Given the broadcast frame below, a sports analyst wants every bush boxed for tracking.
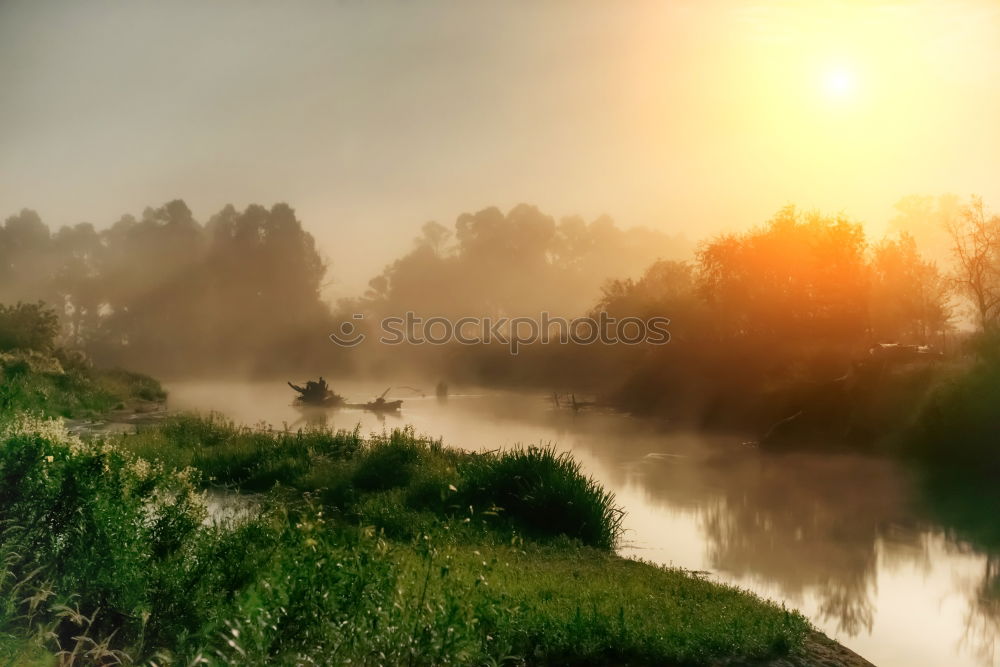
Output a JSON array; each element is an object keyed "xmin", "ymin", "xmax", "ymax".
[
  {"xmin": 0, "ymin": 415, "xmax": 406, "ymax": 663},
  {"xmin": 910, "ymin": 352, "xmax": 1000, "ymax": 469},
  {"xmin": 0, "ymin": 415, "xmax": 205, "ymax": 652},
  {"xmin": 126, "ymin": 417, "xmax": 624, "ymax": 550},
  {"xmin": 0, "ymin": 352, "xmax": 166, "ymax": 419},
  {"xmin": 0, "ymin": 302, "xmax": 59, "ymax": 353},
  {"xmin": 0, "ymin": 414, "xmax": 809, "ymax": 665},
  {"xmin": 458, "ymin": 446, "xmax": 624, "ymax": 550}
]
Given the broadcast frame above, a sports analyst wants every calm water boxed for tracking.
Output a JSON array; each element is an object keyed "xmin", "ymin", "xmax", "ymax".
[{"xmin": 167, "ymin": 380, "xmax": 1000, "ymax": 667}]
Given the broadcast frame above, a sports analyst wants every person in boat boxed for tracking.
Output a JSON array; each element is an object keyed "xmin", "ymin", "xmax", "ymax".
[{"xmin": 364, "ymin": 392, "xmax": 403, "ymax": 411}]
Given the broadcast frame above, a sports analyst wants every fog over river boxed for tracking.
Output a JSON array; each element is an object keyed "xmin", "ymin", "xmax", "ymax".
[{"xmin": 167, "ymin": 380, "xmax": 1000, "ymax": 667}]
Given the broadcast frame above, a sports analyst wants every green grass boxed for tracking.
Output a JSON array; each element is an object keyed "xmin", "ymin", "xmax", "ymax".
[
  {"xmin": 0, "ymin": 413, "xmax": 810, "ymax": 665},
  {"xmin": 124, "ymin": 414, "xmax": 623, "ymax": 549},
  {"xmin": 0, "ymin": 350, "xmax": 165, "ymax": 418},
  {"xmin": 391, "ymin": 541, "xmax": 805, "ymax": 665}
]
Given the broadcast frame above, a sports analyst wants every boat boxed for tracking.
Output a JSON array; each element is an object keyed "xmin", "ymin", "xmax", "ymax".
[
  {"xmin": 361, "ymin": 397, "xmax": 403, "ymax": 412},
  {"xmin": 345, "ymin": 387, "xmax": 403, "ymax": 412},
  {"xmin": 288, "ymin": 379, "xmax": 344, "ymax": 407}
]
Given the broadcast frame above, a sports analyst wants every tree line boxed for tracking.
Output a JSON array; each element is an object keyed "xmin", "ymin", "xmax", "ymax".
[
  {"xmin": 0, "ymin": 200, "xmax": 690, "ymax": 375},
  {"xmin": 0, "ymin": 200, "xmax": 330, "ymax": 375}
]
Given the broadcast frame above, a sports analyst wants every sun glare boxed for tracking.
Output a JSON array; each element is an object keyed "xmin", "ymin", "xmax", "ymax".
[{"xmin": 823, "ymin": 66, "xmax": 857, "ymax": 100}]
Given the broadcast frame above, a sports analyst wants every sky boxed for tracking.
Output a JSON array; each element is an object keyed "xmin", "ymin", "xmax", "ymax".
[{"xmin": 2, "ymin": 0, "xmax": 999, "ymax": 296}]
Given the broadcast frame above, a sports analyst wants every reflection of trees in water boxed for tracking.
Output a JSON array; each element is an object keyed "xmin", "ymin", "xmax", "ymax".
[
  {"xmin": 695, "ymin": 453, "xmax": 909, "ymax": 635},
  {"xmin": 458, "ymin": 402, "xmax": 1000, "ymax": 652},
  {"xmin": 957, "ymin": 555, "xmax": 1000, "ymax": 666},
  {"xmin": 568, "ymin": 424, "xmax": 907, "ymax": 636},
  {"xmin": 555, "ymin": 420, "xmax": 902, "ymax": 636},
  {"xmin": 594, "ymin": 440, "xmax": 918, "ymax": 637},
  {"xmin": 918, "ymin": 472, "xmax": 1000, "ymax": 665}
]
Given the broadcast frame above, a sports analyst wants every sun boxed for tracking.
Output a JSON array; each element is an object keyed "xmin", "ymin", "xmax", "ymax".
[{"xmin": 822, "ymin": 65, "xmax": 857, "ymax": 100}]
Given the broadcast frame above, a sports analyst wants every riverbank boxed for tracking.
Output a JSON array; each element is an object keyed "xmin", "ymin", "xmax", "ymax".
[
  {"xmin": 0, "ymin": 348, "xmax": 165, "ymax": 418},
  {"xmin": 0, "ymin": 350, "xmax": 875, "ymax": 665},
  {"xmin": 0, "ymin": 406, "xmax": 879, "ymax": 665}
]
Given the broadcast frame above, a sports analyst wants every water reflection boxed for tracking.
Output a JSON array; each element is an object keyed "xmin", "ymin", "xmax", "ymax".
[
  {"xmin": 917, "ymin": 473, "xmax": 1000, "ymax": 666},
  {"xmin": 694, "ymin": 453, "xmax": 909, "ymax": 636},
  {"xmin": 165, "ymin": 381, "xmax": 1000, "ymax": 667}
]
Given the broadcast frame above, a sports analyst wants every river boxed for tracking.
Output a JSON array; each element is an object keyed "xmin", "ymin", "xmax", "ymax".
[{"xmin": 166, "ymin": 379, "xmax": 1000, "ymax": 667}]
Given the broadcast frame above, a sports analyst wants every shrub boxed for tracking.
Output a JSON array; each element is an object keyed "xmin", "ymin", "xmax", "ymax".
[
  {"xmin": 0, "ymin": 414, "xmax": 809, "ymax": 665},
  {"xmin": 351, "ymin": 433, "xmax": 424, "ymax": 491},
  {"xmin": 458, "ymin": 446, "xmax": 624, "ymax": 550},
  {"xmin": 0, "ymin": 415, "xmax": 404, "ymax": 663},
  {"xmin": 126, "ymin": 418, "xmax": 624, "ymax": 550},
  {"xmin": 910, "ymin": 353, "xmax": 1000, "ymax": 469},
  {"xmin": 0, "ymin": 302, "xmax": 59, "ymax": 353}
]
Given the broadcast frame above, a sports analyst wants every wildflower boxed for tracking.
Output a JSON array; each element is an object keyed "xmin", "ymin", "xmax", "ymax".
[{"xmin": 130, "ymin": 458, "xmax": 152, "ymax": 479}]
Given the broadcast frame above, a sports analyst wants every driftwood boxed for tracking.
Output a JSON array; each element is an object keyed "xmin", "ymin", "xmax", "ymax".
[{"xmin": 288, "ymin": 379, "xmax": 343, "ymax": 407}]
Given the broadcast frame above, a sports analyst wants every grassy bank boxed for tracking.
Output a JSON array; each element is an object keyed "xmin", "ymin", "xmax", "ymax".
[
  {"xmin": 0, "ymin": 413, "xmax": 812, "ymax": 665},
  {"xmin": 0, "ymin": 349, "xmax": 165, "ymax": 418},
  {"xmin": 125, "ymin": 415, "xmax": 623, "ymax": 550},
  {"xmin": 907, "ymin": 347, "xmax": 1000, "ymax": 470}
]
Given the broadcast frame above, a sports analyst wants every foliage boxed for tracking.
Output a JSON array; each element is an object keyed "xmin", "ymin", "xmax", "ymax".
[
  {"xmin": 0, "ymin": 349, "xmax": 165, "ymax": 418},
  {"xmin": 0, "ymin": 414, "xmax": 810, "ymax": 665},
  {"xmin": 868, "ymin": 234, "xmax": 950, "ymax": 343},
  {"xmin": 1, "ymin": 202, "xmax": 333, "ymax": 375},
  {"xmin": 0, "ymin": 302, "xmax": 59, "ymax": 353},
  {"xmin": 697, "ymin": 206, "xmax": 870, "ymax": 343},
  {"xmin": 350, "ymin": 204, "xmax": 691, "ymax": 322},
  {"xmin": 124, "ymin": 415, "xmax": 623, "ymax": 550},
  {"xmin": 909, "ymin": 340, "xmax": 1000, "ymax": 469},
  {"xmin": 946, "ymin": 196, "xmax": 1000, "ymax": 331},
  {"xmin": 886, "ymin": 193, "xmax": 960, "ymax": 267},
  {"xmin": 596, "ymin": 259, "xmax": 699, "ymax": 324},
  {"xmin": 457, "ymin": 446, "xmax": 624, "ymax": 551}
]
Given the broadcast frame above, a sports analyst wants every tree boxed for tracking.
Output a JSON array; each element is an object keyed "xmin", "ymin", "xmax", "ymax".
[
  {"xmin": 868, "ymin": 234, "xmax": 951, "ymax": 343},
  {"xmin": 0, "ymin": 200, "xmax": 334, "ymax": 374},
  {"xmin": 697, "ymin": 206, "xmax": 869, "ymax": 344},
  {"xmin": 886, "ymin": 194, "xmax": 960, "ymax": 267},
  {"xmin": 597, "ymin": 260, "xmax": 698, "ymax": 322},
  {"xmin": 0, "ymin": 302, "xmax": 60, "ymax": 352},
  {"xmin": 361, "ymin": 204, "xmax": 692, "ymax": 320},
  {"xmin": 0, "ymin": 209, "xmax": 56, "ymax": 305},
  {"xmin": 947, "ymin": 197, "xmax": 1000, "ymax": 332}
]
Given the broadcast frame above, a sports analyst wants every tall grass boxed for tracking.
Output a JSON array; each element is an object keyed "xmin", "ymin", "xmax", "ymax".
[
  {"xmin": 125, "ymin": 415, "xmax": 624, "ymax": 550},
  {"xmin": 0, "ymin": 414, "xmax": 810, "ymax": 664},
  {"xmin": 0, "ymin": 351, "xmax": 165, "ymax": 418},
  {"xmin": 458, "ymin": 447, "xmax": 623, "ymax": 551}
]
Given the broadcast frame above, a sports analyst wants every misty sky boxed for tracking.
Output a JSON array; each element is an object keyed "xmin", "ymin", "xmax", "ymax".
[{"xmin": 2, "ymin": 0, "xmax": 999, "ymax": 296}]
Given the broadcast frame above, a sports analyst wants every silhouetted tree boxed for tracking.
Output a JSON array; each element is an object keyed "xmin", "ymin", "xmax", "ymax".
[
  {"xmin": 869, "ymin": 233, "xmax": 951, "ymax": 343},
  {"xmin": 0, "ymin": 200, "xmax": 334, "ymax": 375},
  {"xmin": 0, "ymin": 302, "xmax": 59, "ymax": 353},
  {"xmin": 947, "ymin": 196, "xmax": 1000, "ymax": 332},
  {"xmin": 360, "ymin": 204, "xmax": 692, "ymax": 320},
  {"xmin": 697, "ymin": 206, "xmax": 869, "ymax": 344}
]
